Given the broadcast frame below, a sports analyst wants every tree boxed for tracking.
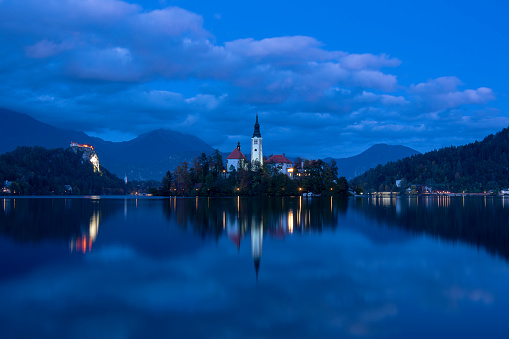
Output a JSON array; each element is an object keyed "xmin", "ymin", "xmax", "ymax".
[
  {"xmin": 210, "ymin": 149, "xmax": 224, "ymax": 178},
  {"xmin": 161, "ymin": 171, "xmax": 173, "ymax": 195},
  {"xmin": 174, "ymin": 161, "xmax": 192, "ymax": 195}
]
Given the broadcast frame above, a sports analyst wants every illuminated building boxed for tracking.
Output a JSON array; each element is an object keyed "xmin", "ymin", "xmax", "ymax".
[
  {"xmin": 70, "ymin": 141, "xmax": 100, "ymax": 172},
  {"xmin": 226, "ymin": 142, "xmax": 248, "ymax": 172},
  {"xmin": 266, "ymin": 154, "xmax": 294, "ymax": 178},
  {"xmin": 251, "ymin": 114, "xmax": 263, "ymax": 169}
]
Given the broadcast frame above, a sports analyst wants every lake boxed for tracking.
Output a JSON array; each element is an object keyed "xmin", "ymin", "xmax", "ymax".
[{"xmin": 1, "ymin": 196, "xmax": 509, "ymax": 338}]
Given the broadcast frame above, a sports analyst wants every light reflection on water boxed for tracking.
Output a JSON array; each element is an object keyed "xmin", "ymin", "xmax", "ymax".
[{"xmin": 0, "ymin": 196, "xmax": 509, "ymax": 338}]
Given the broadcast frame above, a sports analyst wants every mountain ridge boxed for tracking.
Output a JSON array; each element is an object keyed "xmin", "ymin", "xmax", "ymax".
[
  {"xmin": 0, "ymin": 109, "xmax": 214, "ymax": 180},
  {"xmin": 1, "ymin": 108, "xmax": 421, "ymax": 181},
  {"xmin": 325, "ymin": 144, "xmax": 421, "ymax": 180}
]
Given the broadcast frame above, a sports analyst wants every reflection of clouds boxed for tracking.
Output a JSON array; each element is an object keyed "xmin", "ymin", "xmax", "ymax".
[
  {"xmin": 0, "ymin": 244, "xmax": 231, "ymax": 315},
  {"xmin": 1, "ymin": 213, "xmax": 509, "ymax": 338},
  {"xmin": 86, "ymin": 245, "xmax": 136, "ymax": 261},
  {"xmin": 444, "ymin": 287, "xmax": 494, "ymax": 306}
]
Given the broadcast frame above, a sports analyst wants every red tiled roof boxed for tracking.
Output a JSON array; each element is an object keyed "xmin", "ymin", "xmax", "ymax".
[
  {"xmin": 227, "ymin": 148, "xmax": 248, "ymax": 160},
  {"xmin": 266, "ymin": 154, "xmax": 292, "ymax": 164}
]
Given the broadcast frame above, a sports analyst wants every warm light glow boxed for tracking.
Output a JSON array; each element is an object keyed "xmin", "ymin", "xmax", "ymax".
[
  {"xmin": 89, "ymin": 211, "xmax": 99, "ymax": 242},
  {"xmin": 90, "ymin": 154, "xmax": 100, "ymax": 172},
  {"xmin": 299, "ymin": 187, "xmax": 302, "ymax": 191},
  {"xmin": 287, "ymin": 168, "xmax": 293, "ymax": 172},
  {"xmin": 288, "ymin": 209, "xmax": 294, "ymax": 234}
]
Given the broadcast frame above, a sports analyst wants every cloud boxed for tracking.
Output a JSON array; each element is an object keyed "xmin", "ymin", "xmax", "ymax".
[
  {"xmin": 340, "ymin": 53, "xmax": 401, "ymax": 71},
  {"xmin": 410, "ymin": 76, "xmax": 495, "ymax": 111},
  {"xmin": 0, "ymin": 0, "xmax": 504, "ymax": 158},
  {"xmin": 25, "ymin": 40, "xmax": 74, "ymax": 58}
]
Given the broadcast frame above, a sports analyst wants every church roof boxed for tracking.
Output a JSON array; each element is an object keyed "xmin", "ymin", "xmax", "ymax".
[
  {"xmin": 227, "ymin": 148, "xmax": 248, "ymax": 160},
  {"xmin": 266, "ymin": 154, "xmax": 293, "ymax": 164},
  {"xmin": 252, "ymin": 114, "xmax": 261, "ymax": 138}
]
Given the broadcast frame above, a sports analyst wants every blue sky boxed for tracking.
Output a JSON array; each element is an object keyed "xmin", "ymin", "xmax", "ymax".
[{"xmin": 0, "ymin": 0, "xmax": 507, "ymax": 158}]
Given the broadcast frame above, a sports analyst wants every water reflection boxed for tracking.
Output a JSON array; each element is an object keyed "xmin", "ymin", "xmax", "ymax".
[
  {"xmin": 0, "ymin": 198, "xmax": 111, "ymax": 246},
  {"xmin": 353, "ymin": 195, "xmax": 509, "ymax": 260},
  {"xmin": 69, "ymin": 209, "xmax": 100, "ymax": 253},
  {"xmin": 2, "ymin": 195, "xmax": 509, "ymax": 267},
  {"xmin": 2, "ymin": 196, "xmax": 509, "ymax": 338}
]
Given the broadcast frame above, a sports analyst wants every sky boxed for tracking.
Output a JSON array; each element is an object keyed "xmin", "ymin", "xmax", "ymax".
[{"xmin": 0, "ymin": 0, "xmax": 508, "ymax": 158}]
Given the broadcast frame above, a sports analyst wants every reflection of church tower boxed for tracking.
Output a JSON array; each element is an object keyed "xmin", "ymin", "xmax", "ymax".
[
  {"xmin": 251, "ymin": 222, "xmax": 263, "ymax": 281},
  {"xmin": 251, "ymin": 114, "xmax": 263, "ymax": 168}
]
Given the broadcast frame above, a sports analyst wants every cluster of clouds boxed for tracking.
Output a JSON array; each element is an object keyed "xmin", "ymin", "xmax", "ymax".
[{"xmin": 0, "ymin": 0, "xmax": 505, "ymax": 156}]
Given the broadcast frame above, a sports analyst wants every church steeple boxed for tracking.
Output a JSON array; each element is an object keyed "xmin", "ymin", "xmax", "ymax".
[
  {"xmin": 251, "ymin": 113, "xmax": 263, "ymax": 168},
  {"xmin": 252, "ymin": 114, "xmax": 261, "ymax": 138}
]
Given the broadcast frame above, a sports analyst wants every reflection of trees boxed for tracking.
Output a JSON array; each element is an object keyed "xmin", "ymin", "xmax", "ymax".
[
  {"xmin": 162, "ymin": 196, "xmax": 349, "ymax": 280},
  {"xmin": 352, "ymin": 196, "xmax": 509, "ymax": 260},
  {"xmin": 162, "ymin": 196, "xmax": 349, "ymax": 239},
  {"xmin": 0, "ymin": 198, "xmax": 113, "ymax": 251}
]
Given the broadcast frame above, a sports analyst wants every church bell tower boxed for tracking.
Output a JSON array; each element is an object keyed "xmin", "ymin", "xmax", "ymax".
[{"xmin": 251, "ymin": 114, "xmax": 263, "ymax": 168}]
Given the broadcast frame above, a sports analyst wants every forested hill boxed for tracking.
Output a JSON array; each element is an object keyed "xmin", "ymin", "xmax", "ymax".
[
  {"xmin": 0, "ymin": 146, "xmax": 125, "ymax": 195},
  {"xmin": 352, "ymin": 127, "xmax": 509, "ymax": 193}
]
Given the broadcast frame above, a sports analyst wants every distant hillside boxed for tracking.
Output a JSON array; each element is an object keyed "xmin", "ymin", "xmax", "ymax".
[
  {"xmin": 352, "ymin": 127, "xmax": 509, "ymax": 192},
  {"xmin": 0, "ymin": 109, "xmax": 214, "ymax": 180},
  {"xmin": 325, "ymin": 144, "xmax": 421, "ymax": 180},
  {"xmin": 0, "ymin": 146, "xmax": 124, "ymax": 195},
  {"xmin": 0, "ymin": 108, "xmax": 95, "ymax": 152}
]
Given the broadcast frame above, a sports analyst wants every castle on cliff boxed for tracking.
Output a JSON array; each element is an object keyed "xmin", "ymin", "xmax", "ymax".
[{"xmin": 70, "ymin": 142, "xmax": 100, "ymax": 172}]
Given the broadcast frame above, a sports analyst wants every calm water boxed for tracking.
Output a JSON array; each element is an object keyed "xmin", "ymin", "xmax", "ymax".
[{"xmin": 1, "ymin": 196, "xmax": 509, "ymax": 338}]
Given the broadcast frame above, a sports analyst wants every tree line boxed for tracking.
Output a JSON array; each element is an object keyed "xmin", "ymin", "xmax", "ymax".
[
  {"xmin": 0, "ymin": 146, "xmax": 126, "ymax": 195},
  {"xmin": 351, "ymin": 127, "xmax": 509, "ymax": 193},
  {"xmin": 157, "ymin": 150, "xmax": 349, "ymax": 197}
]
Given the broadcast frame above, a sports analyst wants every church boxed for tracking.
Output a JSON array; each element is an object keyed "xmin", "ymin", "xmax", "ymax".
[
  {"xmin": 226, "ymin": 115, "xmax": 293, "ymax": 177},
  {"xmin": 226, "ymin": 114, "xmax": 263, "ymax": 172}
]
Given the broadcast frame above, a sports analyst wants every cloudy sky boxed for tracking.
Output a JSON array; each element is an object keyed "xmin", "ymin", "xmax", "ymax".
[{"xmin": 0, "ymin": 0, "xmax": 507, "ymax": 158}]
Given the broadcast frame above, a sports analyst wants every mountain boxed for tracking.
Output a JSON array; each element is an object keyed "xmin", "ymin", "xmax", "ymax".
[
  {"xmin": 0, "ymin": 108, "xmax": 419, "ymax": 182},
  {"xmin": 0, "ymin": 108, "xmax": 96, "ymax": 152},
  {"xmin": 325, "ymin": 144, "xmax": 421, "ymax": 180},
  {"xmin": 351, "ymin": 127, "xmax": 509, "ymax": 192},
  {"xmin": 0, "ymin": 109, "xmax": 214, "ymax": 181}
]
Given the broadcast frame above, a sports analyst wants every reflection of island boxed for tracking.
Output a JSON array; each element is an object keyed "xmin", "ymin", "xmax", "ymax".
[{"xmin": 164, "ymin": 196, "xmax": 348, "ymax": 279}]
